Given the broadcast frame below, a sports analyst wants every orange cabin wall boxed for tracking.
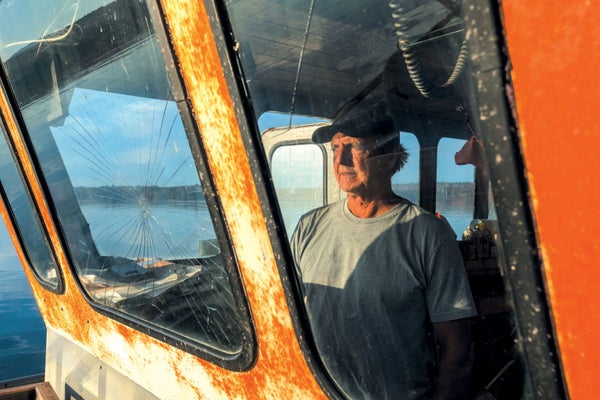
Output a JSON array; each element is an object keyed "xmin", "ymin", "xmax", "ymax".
[
  {"xmin": 1, "ymin": 1, "xmax": 597, "ymax": 398},
  {"xmin": 502, "ymin": 1, "xmax": 599, "ymax": 398},
  {"xmin": 0, "ymin": 1, "xmax": 328, "ymax": 397}
]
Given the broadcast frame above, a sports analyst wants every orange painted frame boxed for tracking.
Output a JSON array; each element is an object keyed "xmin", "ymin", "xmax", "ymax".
[
  {"xmin": 1, "ymin": 0, "xmax": 596, "ymax": 397},
  {"xmin": 502, "ymin": 1, "xmax": 600, "ymax": 399},
  {"xmin": 0, "ymin": 0, "xmax": 329, "ymax": 397}
]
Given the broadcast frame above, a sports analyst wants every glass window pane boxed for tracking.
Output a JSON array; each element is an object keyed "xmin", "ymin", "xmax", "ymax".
[
  {"xmin": 0, "ymin": 0, "xmax": 244, "ymax": 355},
  {"xmin": 437, "ymin": 137, "xmax": 475, "ymax": 237},
  {"xmin": 226, "ymin": 0, "xmax": 527, "ymax": 398},
  {"xmin": 0, "ymin": 129, "xmax": 59, "ymax": 289}
]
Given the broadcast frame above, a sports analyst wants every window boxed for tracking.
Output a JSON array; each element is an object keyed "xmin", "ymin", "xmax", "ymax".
[
  {"xmin": 0, "ymin": 0, "xmax": 250, "ymax": 360},
  {"xmin": 0, "ymin": 127, "xmax": 60, "ymax": 291},
  {"xmin": 223, "ymin": 0, "xmax": 558, "ymax": 398},
  {"xmin": 436, "ymin": 137, "xmax": 475, "ymax": 237},
  {"xmin": 392, "ymin": 132, "xmax": 419, "ymax": 204},
  {"xmin": 260, "ymin": 112, "xmax": 328, "ymax": 237}
]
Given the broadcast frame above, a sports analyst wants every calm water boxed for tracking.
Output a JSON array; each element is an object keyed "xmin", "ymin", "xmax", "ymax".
[
  {"xmin": 0, "ymin": 217, "xmax": 46, "ymax": 382},
  {"xmin": 80, "ymin": 203, "xmax": 216, "ymax": 260}
]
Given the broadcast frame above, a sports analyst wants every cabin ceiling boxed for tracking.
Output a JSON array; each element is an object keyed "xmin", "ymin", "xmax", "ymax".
[
  {"xmin": 2, "ymin": 0, "xmax": 476, "ymax": 136},
  {"xmin": 227, "ymin": 0, "xmax": 475, "ymax": 133}
]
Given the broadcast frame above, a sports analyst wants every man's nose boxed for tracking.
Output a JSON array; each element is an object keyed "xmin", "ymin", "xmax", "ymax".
[{"xmin": 335, "ymin": 144, "xmax": 354, "ymax": 166}]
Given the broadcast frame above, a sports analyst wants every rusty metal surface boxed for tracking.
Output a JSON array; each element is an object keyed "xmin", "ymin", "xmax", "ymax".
[
  {"xmin": 1, "ymin": 0, "xmax": 594, "ymax": 397},
  {"xmin": 156, "ymin": 0, "xmax": 327, "ymax": 397},
  {"xmin": 0, "ymin": 0, "xmax": 326, "ymax": 398}
]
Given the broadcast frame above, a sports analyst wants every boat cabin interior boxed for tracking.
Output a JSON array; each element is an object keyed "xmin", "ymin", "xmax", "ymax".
[{"xmin": 0, "ymin": 0, "xmax": 592, "ymax": 398}]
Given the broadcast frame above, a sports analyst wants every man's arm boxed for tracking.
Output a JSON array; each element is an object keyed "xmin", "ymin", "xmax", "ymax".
[{"xmin": 430, "ymin": 319, "xmax": 474, "ymax": 400}]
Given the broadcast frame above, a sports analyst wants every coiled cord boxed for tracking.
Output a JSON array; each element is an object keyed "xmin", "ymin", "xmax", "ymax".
[{"xmin": 389, "ymin": 0, "xmax": 468, "ymax": 98}]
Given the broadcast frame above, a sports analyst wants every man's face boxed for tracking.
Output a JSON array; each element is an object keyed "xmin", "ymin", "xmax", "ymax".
[{"xmin": 331, "ymin": 132, "xmax": 388, "ymax": 196}]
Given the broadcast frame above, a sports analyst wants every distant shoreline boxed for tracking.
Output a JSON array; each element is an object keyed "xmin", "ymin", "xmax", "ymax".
[
  {"xmin": 74, "ymin": 185, "xmax": 207, "ymax": 205},
  {"xmin": 74, "ymin": 182, "xmax": 475, "ymax": 207}
]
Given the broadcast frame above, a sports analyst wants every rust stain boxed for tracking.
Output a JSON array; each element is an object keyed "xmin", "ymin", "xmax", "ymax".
[
  {"xmin": 0, "ymin": 0, "xmax": 327, "ymax": 397},
  {"xmin": 159, "ymin": 0, "xmax": 327, "ymax": 397}
]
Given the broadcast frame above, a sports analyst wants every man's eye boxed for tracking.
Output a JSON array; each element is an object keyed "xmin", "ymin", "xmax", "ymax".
[
  {"xmin": 351, "ymin": 143, "xmax": 370, "ymax": 153},
  {"xmin": 331, "ymin": 143, "xmax": 368, "ymax": 153}
]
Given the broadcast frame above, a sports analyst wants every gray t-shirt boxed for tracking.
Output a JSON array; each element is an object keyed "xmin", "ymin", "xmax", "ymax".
[{"xmin": 290, "ymin": 198, "xmax": 476, "ymax": 399}]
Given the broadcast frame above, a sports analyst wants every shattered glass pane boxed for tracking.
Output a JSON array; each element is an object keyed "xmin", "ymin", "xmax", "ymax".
[{"xmin": 0, "ymin": 0, "xmax": 243, "ymax": 354}]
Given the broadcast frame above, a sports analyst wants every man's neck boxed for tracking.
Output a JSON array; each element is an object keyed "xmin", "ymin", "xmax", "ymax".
[{"xmin": 346, "ymin": 191, "xmax": 402, "ymax": 218}]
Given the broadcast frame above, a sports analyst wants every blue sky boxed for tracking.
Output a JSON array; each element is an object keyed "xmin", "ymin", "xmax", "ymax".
[
  {"xmin": 51, "ymin": 88, "xmax": 199, "ymax": 188},
  {"xmin": 49, "ymin": 89, "xmax": 472, "ymax": 189},
  {"xmin": 0, "ymin": 0, "xmax": 101, "ymax": 59}
]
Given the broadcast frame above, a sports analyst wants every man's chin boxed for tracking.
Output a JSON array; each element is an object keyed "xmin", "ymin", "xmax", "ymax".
[{"xmin": 337, "ymin": 181, "xmax": 358, "ymax": 193}]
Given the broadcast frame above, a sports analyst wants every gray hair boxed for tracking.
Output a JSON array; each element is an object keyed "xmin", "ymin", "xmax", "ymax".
[{"xmin": 370, "ymin": 132, "xmax": 409, "ymax": 173}]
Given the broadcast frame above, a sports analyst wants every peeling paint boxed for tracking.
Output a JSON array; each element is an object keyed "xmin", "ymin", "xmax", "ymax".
[{"xmin": 0, "ymin": 1, "xmax": 327, "ymax": 398}]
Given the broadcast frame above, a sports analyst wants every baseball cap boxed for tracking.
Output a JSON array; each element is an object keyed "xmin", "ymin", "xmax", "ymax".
[{"xmin": 311, "ymin": 98, "xmax": 397, "ymax": 144}]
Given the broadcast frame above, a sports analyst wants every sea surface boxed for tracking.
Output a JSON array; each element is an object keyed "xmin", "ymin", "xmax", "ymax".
[{"xmin": 0, "ymin": 217, "xmax": 46, "ymax": 382}]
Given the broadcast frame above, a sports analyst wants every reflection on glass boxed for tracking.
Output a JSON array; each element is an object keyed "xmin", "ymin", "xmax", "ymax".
[
  {"xmin": 51, "ymin": 88, "xmax": 212, "ymax": 260},
  {"xmin": 227, "ymin": 0, "xmax": 523, "ymax": 397},
  {"xmin": 0, "ymin": 0, "xmax": 243, "ymax": 354},
  {"xmin": 0, "ymin": 129, "xmax": 59, "ymax": 289}
]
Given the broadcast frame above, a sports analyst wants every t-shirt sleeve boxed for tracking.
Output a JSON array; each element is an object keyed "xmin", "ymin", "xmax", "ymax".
[{"xmin": 425, "ymin": 233, "xmax": 477, "ymax": 323}]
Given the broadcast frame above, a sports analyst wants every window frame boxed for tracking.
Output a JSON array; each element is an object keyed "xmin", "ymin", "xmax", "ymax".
[
  {"xmin": 200, "ymin": 0, "xmax": 567, "ymax": 397},
  {"xmin": 0, "ymin": 0, "xmax": 257, "ymax": 371},
  {"xmin": 268, "ymin": 140, "xmax": 328, "ymax": 236},
  {"xmin": 462, "ymin": 2, "xmax": 566, "ymax": 397},
  {"xmin": 206, "ymin": 1, "xmax": 348, "ymax": 397}
]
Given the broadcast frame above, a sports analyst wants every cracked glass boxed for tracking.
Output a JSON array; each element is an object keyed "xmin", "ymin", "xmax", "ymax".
[{"xmin": 0, "ymin": 0, "xmax": 244, "ymax": 355}]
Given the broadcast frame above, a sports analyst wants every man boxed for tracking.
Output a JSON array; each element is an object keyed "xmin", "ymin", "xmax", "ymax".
[{"xmin": 290, "ymin": 101, "xmax": 477, "ymax": 399}]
